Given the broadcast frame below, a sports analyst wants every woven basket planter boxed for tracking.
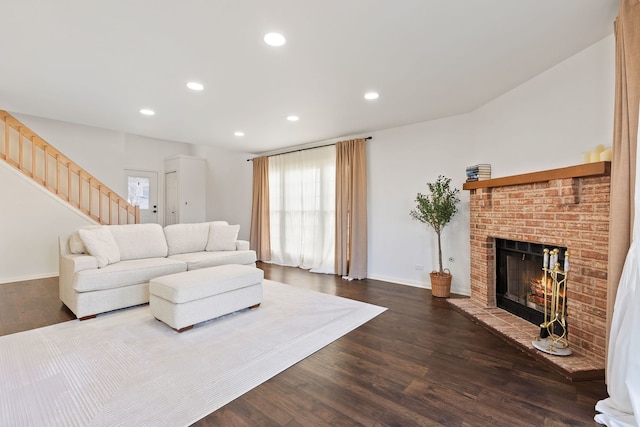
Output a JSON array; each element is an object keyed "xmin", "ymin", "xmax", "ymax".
[{"xmin": 430, "ymin": 271, "xmax": 452, "ymax": 298}]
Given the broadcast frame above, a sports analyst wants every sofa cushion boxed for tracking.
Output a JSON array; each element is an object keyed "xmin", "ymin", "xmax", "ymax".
[
  {"xmin": 168, "ymin": 250, "xmax": 256, "ymax": 270},
  {"xmin": 69, "ymin": 225, "xmax": 102, "ymax": 254},
  {"xmin": 164, "ymin": 223, "xmax": 209, "ymax": 256},
  {"xmin": 73, "ymin": 257, "xmax": 187, "ymax": 292},
  {"xmin": 206, "ymin": 224, "xmax": 240, "ymax": 251},
  {"xmin": 78, "ymin": 227, "xmax": 121, "ymax": 268},
  {"xmin": 108, "ymin": 224, "xmax": 168, "ymax": 261}
]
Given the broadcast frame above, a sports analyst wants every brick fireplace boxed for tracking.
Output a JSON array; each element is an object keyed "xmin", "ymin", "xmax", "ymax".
[{"xmin": 450, "ymin": 162, "xmax": 610, "ymax": 380}]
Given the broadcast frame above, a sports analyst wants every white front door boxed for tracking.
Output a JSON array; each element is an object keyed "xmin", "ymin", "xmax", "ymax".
[{"xmin": 125, "ymin": 170, "xmax": 159, "ymax": 224}]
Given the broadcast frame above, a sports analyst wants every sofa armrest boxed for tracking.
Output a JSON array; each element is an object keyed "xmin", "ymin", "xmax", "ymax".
[
  {"xmin": 59, "ymin": 254, "xmax": 99, "ymax": 312},
  {"xmin": 59, "ymin": 235, "xmax": 71, "ymax": 256},
  {"xmin": 60, "ymin": 253, "xmax": 99, "ymax": 275},
  {"xmin": 235, "ymin": 240, "xmax": 250, "ymax": 251}
]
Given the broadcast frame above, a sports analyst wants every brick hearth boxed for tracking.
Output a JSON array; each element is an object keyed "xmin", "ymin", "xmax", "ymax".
[{"xmin": 459, "ymin": 162, "xmax": 611, "ymax": 380}]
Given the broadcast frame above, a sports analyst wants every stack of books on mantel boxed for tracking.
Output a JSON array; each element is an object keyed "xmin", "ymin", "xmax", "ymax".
[{"xmin": 466, "ymin": 164, "xmax": 491, "ymax": 182}]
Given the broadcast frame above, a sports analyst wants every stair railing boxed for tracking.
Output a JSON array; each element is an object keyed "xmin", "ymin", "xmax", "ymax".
[{"xmin": 0, "ymin": 110, "xmax": 139, "ymax": 224}]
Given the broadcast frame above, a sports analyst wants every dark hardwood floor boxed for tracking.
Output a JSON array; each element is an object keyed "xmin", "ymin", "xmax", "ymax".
[{"xmin": 0, "ymin": 263, "xmax": 607, "ymax": 426}]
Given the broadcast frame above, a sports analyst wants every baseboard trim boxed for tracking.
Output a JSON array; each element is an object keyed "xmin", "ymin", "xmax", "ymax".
[
  {"xmin": 0, "ymin": 272, "xmax": 58, "ymax": 285},
  {"xmin": 368, "ymin": 274, "xmax": 428, "ymax": 289},
  {"xmin": 367, "ymin": 274, "xmax": 471, "ymax": 296}
]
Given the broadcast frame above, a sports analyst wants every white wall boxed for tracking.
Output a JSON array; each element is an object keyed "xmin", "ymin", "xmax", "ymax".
[
  {"xmin": 11, "ymin": 114, "xmax": 127, "ymax": 195},
  {"xmin": 470, "ymin": 35, "xmax": 615, "ymax": 177},
  {"xmin": 191, "ymin": 145, "xmax": 254, "ymax": 241},
  {"xmin": 367, "ymin": 34, "xmax": 615, "ymax": 295},
  {"xmin": 0, "ymin": 161, "xmax": 95, "ymax": 283},
  {"xmin": 367, "ymin": 115, "xmax": 473, "ymax": 295},
  {"xmin": 9, "ymin": 115, "xmax": 195, "ymax": 205}
]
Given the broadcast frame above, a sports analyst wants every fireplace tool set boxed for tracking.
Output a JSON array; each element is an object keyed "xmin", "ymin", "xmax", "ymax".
[{"xmin": 532, "ymin": 248, "xmax": 572, "ymax": 356}]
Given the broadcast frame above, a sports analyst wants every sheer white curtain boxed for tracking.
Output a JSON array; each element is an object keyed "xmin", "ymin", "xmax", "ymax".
[
  {"xmin": 268, "ymin": 146, "xmax": 336, "ymax": 273},
  {"xmin": 595, "ymin": 106, "xmax": 640, "ymax": 427}
]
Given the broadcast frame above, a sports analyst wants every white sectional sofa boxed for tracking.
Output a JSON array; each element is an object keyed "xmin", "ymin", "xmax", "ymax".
[{"xmin": 58, "ymin": 221, "xmax": 256, "ymax": 320}]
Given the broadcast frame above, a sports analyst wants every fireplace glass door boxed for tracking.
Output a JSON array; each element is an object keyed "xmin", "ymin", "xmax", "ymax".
[{"xmin": 496, "ymin": 239, "xmax": 566, "ymax": 327}]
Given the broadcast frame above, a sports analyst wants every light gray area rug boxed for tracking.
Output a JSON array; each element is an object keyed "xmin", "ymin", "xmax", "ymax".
[{"xmin": 0, "ymin": 279, "xmax": 386, "ymax": 426}]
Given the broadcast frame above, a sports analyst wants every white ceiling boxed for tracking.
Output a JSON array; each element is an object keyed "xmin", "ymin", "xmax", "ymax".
[{"xmin": 0, "ymin": 0, "xmax": 618, "ymax": 154}]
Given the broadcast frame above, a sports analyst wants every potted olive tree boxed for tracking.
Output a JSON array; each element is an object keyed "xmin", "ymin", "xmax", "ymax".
[{"xmin": 410, "ymin": 175, "xmax": 460, "ymax": 297}]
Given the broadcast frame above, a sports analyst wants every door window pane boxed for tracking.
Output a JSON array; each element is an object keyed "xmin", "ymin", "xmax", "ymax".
[{"xmin": 128, "ymin": 176, "xmax": 150, "ymax": 209}]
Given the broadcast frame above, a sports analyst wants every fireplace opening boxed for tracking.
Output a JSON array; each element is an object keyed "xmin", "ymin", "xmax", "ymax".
[{"xmin": 495, "ymin": 238, "xmax": 567, "ymax": 329}]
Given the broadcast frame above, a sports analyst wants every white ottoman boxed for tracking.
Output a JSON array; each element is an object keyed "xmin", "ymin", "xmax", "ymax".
[{"xmin": 149, "ymin": 264, "xmax": 263, "ymax": 332}]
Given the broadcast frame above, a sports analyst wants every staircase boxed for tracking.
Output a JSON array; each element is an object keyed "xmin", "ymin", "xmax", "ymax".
[{"xmin": 0, "ymin": 111, "xmax": 139, "ymax": 224}]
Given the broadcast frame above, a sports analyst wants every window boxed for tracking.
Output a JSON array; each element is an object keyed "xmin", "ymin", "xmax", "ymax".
[
  {"xmin": 127, "ymin": 176, "xmax": 150, "ymax": 209},
  {"xmin": 268, "ymin": 146, "xmax": 336, "ymax": 273}
]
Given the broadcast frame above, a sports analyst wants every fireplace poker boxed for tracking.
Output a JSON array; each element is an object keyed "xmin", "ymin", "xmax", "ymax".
[{"xmin": 540, "ymin": 248, "xmax": 550, "ymax": 338}]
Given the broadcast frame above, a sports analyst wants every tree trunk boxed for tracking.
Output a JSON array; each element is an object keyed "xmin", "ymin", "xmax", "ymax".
[{"xmin": 437, "ymin": 229, "xmax": 443, "ymax": 273}]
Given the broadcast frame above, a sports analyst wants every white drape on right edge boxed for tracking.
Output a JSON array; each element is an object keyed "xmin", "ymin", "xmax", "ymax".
[
  {"xmin": 268, "ymin": 146, "xmax": 336, "ymax": 274},
  {"xmin": 595, "ymin": 106, "xmax": 640, "ymax": 426}
]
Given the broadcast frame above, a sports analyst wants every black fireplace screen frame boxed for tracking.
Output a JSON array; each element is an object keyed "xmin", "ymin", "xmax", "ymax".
[{"xmin": 495, "ymin": 238, "xmax": 567, "ymax": 327}]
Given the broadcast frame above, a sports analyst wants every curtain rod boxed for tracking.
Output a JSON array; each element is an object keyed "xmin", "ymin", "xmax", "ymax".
[{"xmin": 246, "ymin": 136, "xmax": 372, "ymax": 161}]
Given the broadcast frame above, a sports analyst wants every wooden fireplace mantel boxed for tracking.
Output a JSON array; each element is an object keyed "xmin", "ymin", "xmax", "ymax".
[{"xmin": 462, "ymin": 161, "xmax": 611, "ymax": 190}]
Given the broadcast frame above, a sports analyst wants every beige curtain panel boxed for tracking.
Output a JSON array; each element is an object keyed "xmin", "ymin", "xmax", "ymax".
[
  {"xmin": 607, "ymin": 0, "xmax": 640, "ymax": 364},
  {"xmin": 335, "ymin": 138, "xmax": 368, "ymax": 279},
  {"xmin": 250, "ymin": 156, "xmax": 271, "ymax": 261}
]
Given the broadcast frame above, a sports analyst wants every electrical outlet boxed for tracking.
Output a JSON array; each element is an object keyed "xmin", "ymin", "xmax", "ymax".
[{"xmin": 415, "ymin": 264, "xmax": 424, "ymax": 271}]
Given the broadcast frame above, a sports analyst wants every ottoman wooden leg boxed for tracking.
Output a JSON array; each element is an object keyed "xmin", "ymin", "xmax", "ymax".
[
  {"xmin": 177, "ymin": 325, "xmax": 193, "ymax": 333},
  {"xmin": 248, "ymin": 303, "xmax": 261, "ymax": 309}
]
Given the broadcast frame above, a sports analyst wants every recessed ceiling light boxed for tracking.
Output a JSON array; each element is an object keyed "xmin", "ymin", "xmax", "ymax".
[
  {"xmin": 264, "ymin": 32, "xmax": 286, "ymax": 47},
  {"xmin": 139, "ymin": 109, "xmax": 155, "ymax": 116},
  {"xmin": 234, "ymin": 131, "xmax": 245, "ymax": 137},
  {"xmin": 287, "ymin": 115, "xmax": 299, "ymax": 122},
  {"xmin": 364, "ymin": 92, "xmax": 380, "ymax": 100},
  {"xmin": 186, "ymin": 82, "xmax": 204, "ymax": 91}
]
